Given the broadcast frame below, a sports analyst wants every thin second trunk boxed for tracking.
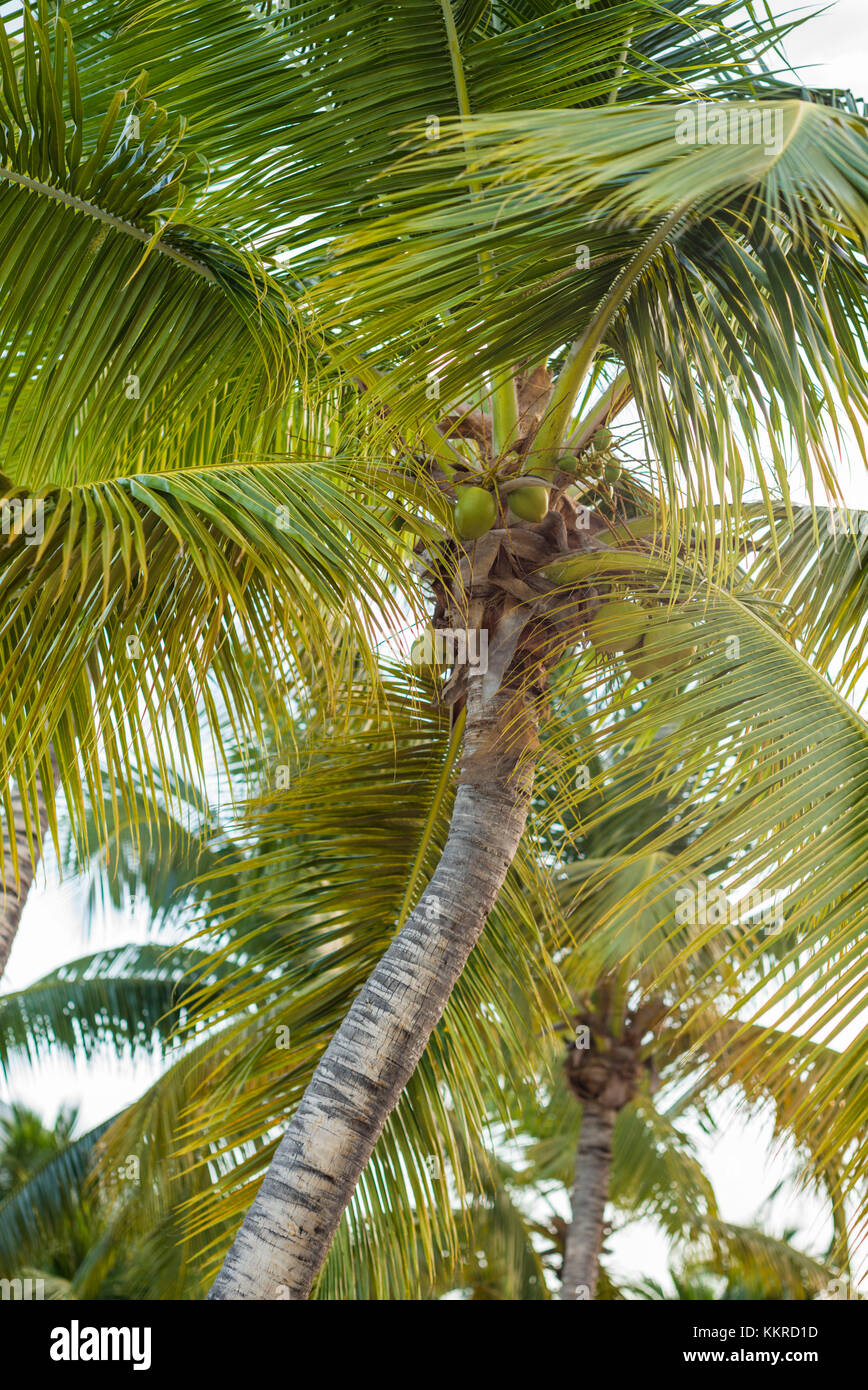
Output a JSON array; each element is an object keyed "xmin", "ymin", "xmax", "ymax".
[
  {"xmin": 209, "ymin": 676, "xmax": 538, "ymax": 1299},
  {"xmin": 561, "ymin": 1101, "xmax": 616, "ymax": 1300},
  {"xmin": 0, "ymin": 764, "xmax": 56, "ymax": 983}
]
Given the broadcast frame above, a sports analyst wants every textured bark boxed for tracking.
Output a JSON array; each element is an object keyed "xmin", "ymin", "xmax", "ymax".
[
  {"xmin": 209, "ymin": 675, "xmax": 538, "ymax": 1299},
  {"xmin": 561, "ymin": 1101, "xmax": 616, "ymax": 1300},
  {"xmin": 0, "ymin": 763, "xmax": 57, "ymax": 984}
]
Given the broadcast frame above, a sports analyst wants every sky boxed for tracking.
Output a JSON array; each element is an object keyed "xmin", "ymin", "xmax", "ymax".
[
  {"xmin": 770, "ymin": 0, "xmax": 868, "ymax": 94},
  {"xmin": 3, "ymin": 0, "xmax": 868, "ymax": 1296}
]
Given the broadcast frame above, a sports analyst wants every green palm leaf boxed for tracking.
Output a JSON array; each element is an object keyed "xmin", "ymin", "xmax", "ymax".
[
  {"xmin": 534, "ymin": 552, "xmax": 868, "ymax": 1215},
  {"xmin": 0, "ymin": 943, "xmax": 236, "ymax": 1071},
  {"xmin": 747, "ymin": 504, "xmax": 868, "ymax": 705},
  {"xmin": 0, "ymin": 1115, "xmax": 113, "ymax": 1273},
  {"xmin": 0, "ymin": 8, "xmax": 301, "ymax": 481},
  {"xmin": 0, "ymin": 6, "xmax": 425, "ymax": 876}
]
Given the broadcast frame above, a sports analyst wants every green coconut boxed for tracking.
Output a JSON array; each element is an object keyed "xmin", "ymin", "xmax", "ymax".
[
  {"xmin": 586, "ymin": 598, "xmax": 647, "ymax": 656},
  {"xmin": 644, "ymin": 617, "xmax": 696, "ymax": 663},
  {"xmin": 508, "ymin": 483, "xmax": 550, "ymax": 523},
  {"xmin": 602, "ymin": 457, "xmax": 622, "ymax": 483},
  {"xmin": 628, "ymin": 649, "xmax": 662, "ymax": 682},
  {"xmin": 454, "ymin": 485, "xmax": 496, "ymax": 540},
  {"xmin": 592, "ymin": 427, "xmax": 613, "ymax": 450},
  {"xmin": 538, "ymin": 454, "xmax": 578, "ymax": 480},
  {"xmin": 630, "ymin": 618, "xmax": 696, "ymax": 680}
]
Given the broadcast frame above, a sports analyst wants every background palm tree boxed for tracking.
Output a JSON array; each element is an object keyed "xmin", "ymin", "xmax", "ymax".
[
  {"xmin": 0, "ymin": 1101, "xmax": 77, "ymax": 1199},
  {"xmin": 0, "ymin": 1103, "xmax": 128, "ymax": 1297},
  {"xmin": 0, "ymin": 1099, "xmax": 215, "ymax": 1297}
]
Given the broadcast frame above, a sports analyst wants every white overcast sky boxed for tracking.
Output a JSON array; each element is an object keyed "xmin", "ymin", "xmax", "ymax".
[
  {"xmin": 2, "ymin": 0, "xmax": 868, "ymax": 1294},
  {"xmin": 771, "ymin": 0, "xmax": 868, "ymax": 92}
]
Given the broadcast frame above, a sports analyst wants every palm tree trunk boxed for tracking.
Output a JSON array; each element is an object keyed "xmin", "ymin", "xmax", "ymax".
[
  {"xmin": 209, "ymin": 675, "xmax": 538, "ymax": 1299},
  {"xmin": 0, "ymin": 763, "xmax": 57, "ymax": 984},
  {"xmin": 561, "ymin": 1101, "xmax": 616, "ymax": 1300}
]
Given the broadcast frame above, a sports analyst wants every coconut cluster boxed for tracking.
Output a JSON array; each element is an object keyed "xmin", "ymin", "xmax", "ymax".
[
  {"xmin": 452, "ymin": 477, "xmax": 550, "ymax": 539},
  {"xmin": 579, "ymin": 427, "xmax": 623, "ymax": 485},
  {"xmin": 451, "ymin": 428, "xmax": 616, "ymax": 541},
  {"xmin": 585, "ymin": 595, "xmax": 697, "ymax": 683}
]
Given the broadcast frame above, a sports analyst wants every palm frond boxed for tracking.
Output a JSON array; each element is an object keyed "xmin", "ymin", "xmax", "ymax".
[
  {"xmin": 0, "ymin": 6, "xmax": 303, "ymax": 482},
  {"xmin": 0, "ymin": 943, "xmax": 235, "ymax": 1071},
  {"xmin": 0, "ymin": 1116, "xmax": 112, "ymax": 1273},
  {"xmin": 0, "ymin": 453, "xmax": 417, "ymax": 879},
  {"xmin": 746, "ymin": 504, "xmax": 868, "ymax": 706},
  {"xmin": 689, "ymin": 1219, "xmax": 839, "ymax": 1299}
]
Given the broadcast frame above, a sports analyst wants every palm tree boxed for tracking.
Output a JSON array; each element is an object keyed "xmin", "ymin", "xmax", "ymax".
[
  {"xmin": 0, "ymin": 1100, "xmax": 202, "ymax": 1298},
  {"xmin": 2, "ymin": 933, "xmax": 851, "ymax": 1301},
  {"xmin": 203, "ymin": 3, "xmax": 868, "ymax": 1299},
  {"xmin": 6, "ymin": 1, "xmax": 868, "ymax": 1300},
  {"xmin": 0, "ymin": 1101, "xmax": 77, "ymax": 1198},
  {"xmin": 484, "ymin": 683, "xmax": 867, "ymax": 1302},
  {"xmin": 1, "ymin": 661, "xmax": 552, "ymax": 1297},
  {"xmin": 554, "ymin": 994, "xmax": 863, "ymax": 1300},
  {"xmin": 422, "ymin": 1117, "xmax": 844, "ymax": 1301},
  {"xmin": 559, "ymin": 983, "xmax": 666, "ymax": 1297}
]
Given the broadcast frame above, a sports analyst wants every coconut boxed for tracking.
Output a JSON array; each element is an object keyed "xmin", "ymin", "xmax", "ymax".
[
  {"xmin": 643, "ymin": 617, "xmax": 696, "ymax": 665},
  {"xmin": 592, "ymin": 427, "xmax": 613, "ymax": 450},
  {"xmin": 628, "ymin": 647, "xmax": 665, "ymax": 682},
  {"xmin": 508, "ymin": 483, "xmax": 550, "ymax": 523},
  {"xmin": 586, "ymin": 598, "xmax": 647, "ymax": 655},
  {"xmin": 454, "ymin": 485, "xmax": 496, "ymax": 540},
  {"xmin": 602, "ymin": 457, "xmax": 622, "ymax": 483},
  {"xmin": 630, "ymin": 618, "xmax": 696, "ymax": 680}
]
